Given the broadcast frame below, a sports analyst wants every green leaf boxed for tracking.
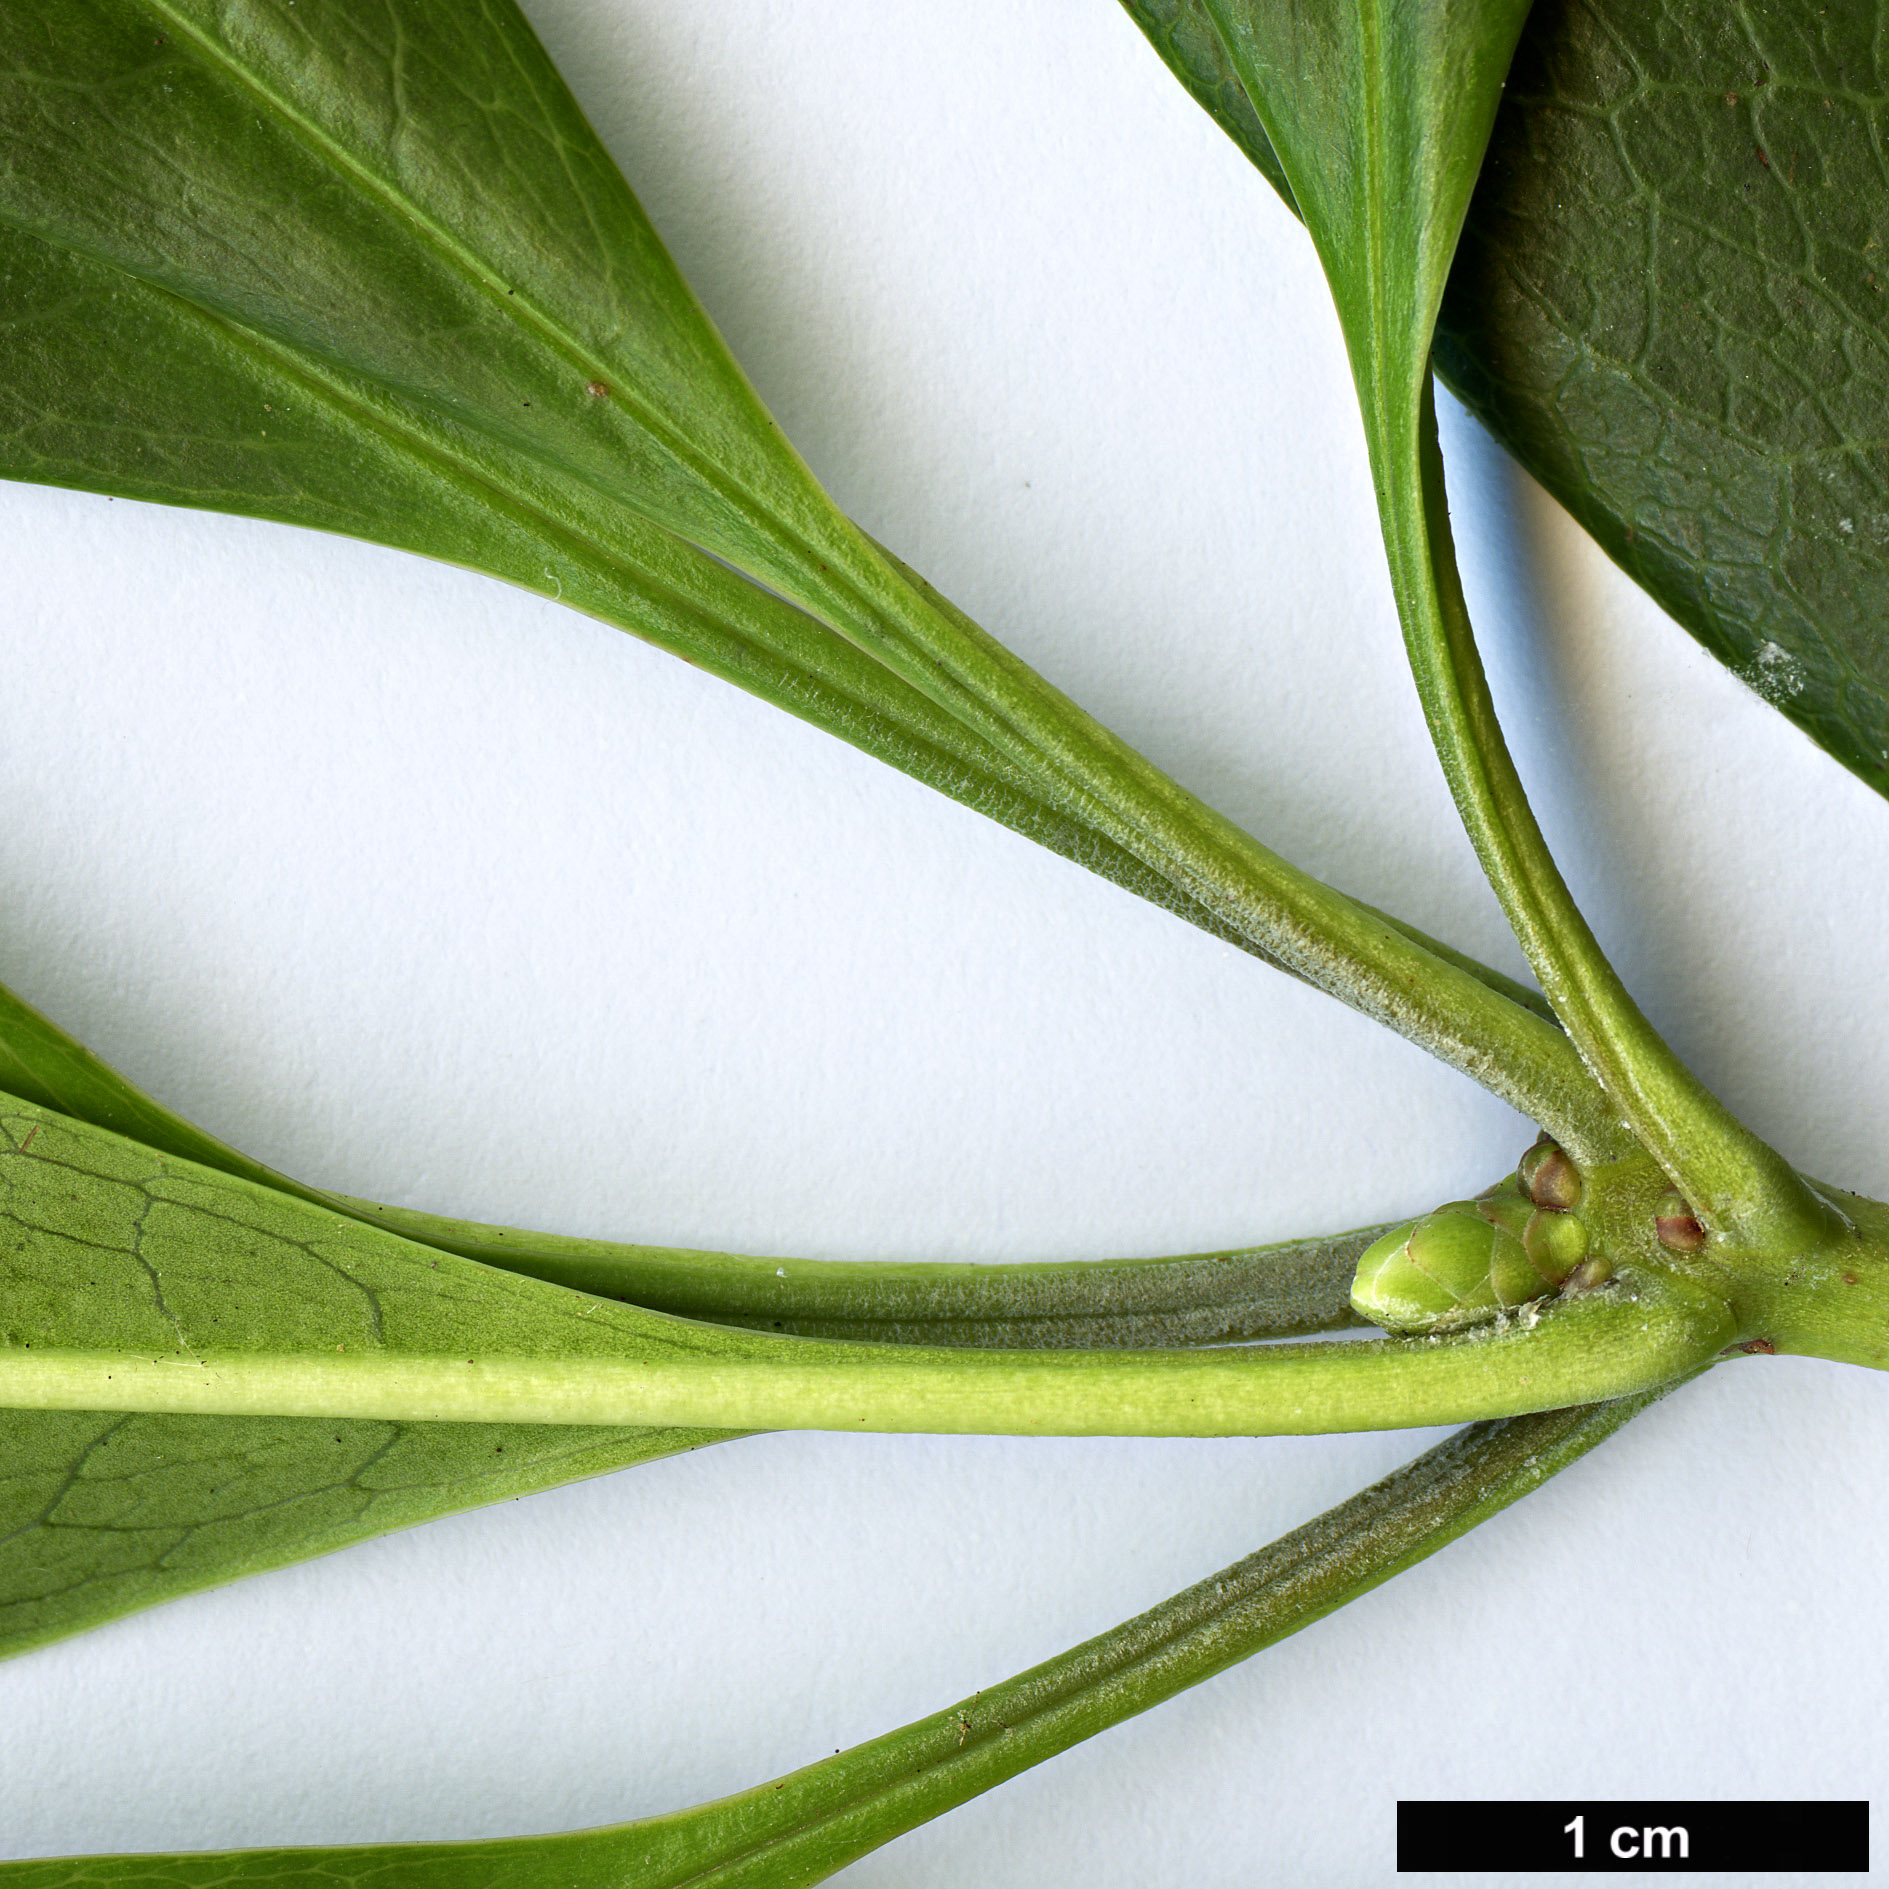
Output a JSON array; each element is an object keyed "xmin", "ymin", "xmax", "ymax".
[
  {"xmin": 1123, "ymin": 0, "xmax": 1889, "ymax": 804},
  {"xmin": 0, "ymin": 0, "xmax": 829, "ymax": 614},
  {"xmin": 0, "ymin": 1092, "xmax": 1735, "ymax": 1444},
  {"xmin": 1138, "ymin": 2, "xmax": 1676, "ymax": 1179},
  {"xmin": 1129, "ymin": 0, "xmax": 1671, "ymax": 1183},
  {"xmin": 1124, "ymin": 0, "xmax": 1829, "ymax": 1241},
  {"xmin": 0, "ymin": 988, "xmax": 1374, "ymax": 1659},
  {"xmin": 0, "ymin": 1390, "xmax": 1675, "ymax": 1886},
  {"xmin": 0, "ymin": 0, "xmax": 1617, "ymax": 1147},
  {"xmin": 1437, "ymin": 1, "xmax": 1889, "ymax": 799},
  {"xmin": 1184, "ymin": 0, "xmax": 1534, "ymax": 432},
  {"xmin": 0, "ymin": 203, "xmax": 1557, "ymax": 1050},
  {"xmin": 0, "ymin": 1017, "xmax": 743, "ymax": 1661},
  {"xmin": 1115, "ymin": 0, "xmax": 1298, "ymax": 212},
  {"xmin": 0, "ymin": 217, "xmax": 1262, "ymax": 977},
  {"xmin": 0, "ymin": 976, "xmax": 1375, "ymax": 1345},
  {"xmin": 0, "ymin": 0, "xmax": 1256, "ymax": 966},
  {"xmin": 336, "ymin": 1194, "xmax": 1379, "ymax": 1349},
  {"xmin": 0, "ymin": 1087, "xmax": 748, "ymax": 1660},
  {"xmin": 0, "ymin": 1409, "xmax": 720, "ymax": 1663}
]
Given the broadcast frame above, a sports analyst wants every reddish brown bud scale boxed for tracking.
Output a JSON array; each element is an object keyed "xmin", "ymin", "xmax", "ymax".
[
  {"xmin": 1518, "ymin": 1136, "xmax": 1583, "ymax": 1210},
  {"xmin": 1560, "ymin": 1253, "xmax": 1614, "ymax": 1295},
  {"xmin": 1654, "ymin": 1190, "xmax": 1706, "ymax": 1252}
]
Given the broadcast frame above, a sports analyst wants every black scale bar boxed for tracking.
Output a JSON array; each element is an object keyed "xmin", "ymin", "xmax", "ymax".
[{"xmin": 1397, "ymin": 1800, "xmax": 1869, "ymax": 1873}]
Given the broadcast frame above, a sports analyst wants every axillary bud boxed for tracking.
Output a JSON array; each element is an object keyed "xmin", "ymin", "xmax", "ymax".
[
  {"xmin": 1351, "ymin": 1192, "xmax": 1589, "ymax": 1335},
  {"xmin": 1518, "ymin": 1136, "xmax": 1584, "ymax": 1210}
]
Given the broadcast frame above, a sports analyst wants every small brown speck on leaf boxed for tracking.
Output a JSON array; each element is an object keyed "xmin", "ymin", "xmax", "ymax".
[
  {"xmin": 1756, "ymin": 146, "xmax": 1770, "ymax": 168},
  {"xmin": 1842, "ymin": 1271, "xmax": 1861, "ymax": 1285},
  {"xmin": 586, "ymin": 380, "xmax": 610, "ymax": 399},
  {"xmin": 1739, "ymin": 1337, "xmax": 1778, "ymax": 1355},
  {"xmin": 1725, "ymin": 90, "xmax": 1738, "ymax": 105}
]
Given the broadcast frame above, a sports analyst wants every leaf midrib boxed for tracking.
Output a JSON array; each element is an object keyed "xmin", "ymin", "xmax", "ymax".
[
  {"xmin": 1356, "ymin": 0, "xmax": 1401, "ymax": 437},
  {"xmin": 628, "ymin": 1561, "xmax": 1255, "ymax": 1889}
]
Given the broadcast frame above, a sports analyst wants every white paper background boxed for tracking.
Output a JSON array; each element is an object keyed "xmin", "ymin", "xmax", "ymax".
[{"xmin": 0, "ymin": 1, "xmax": 1883, "ymax": 1881}]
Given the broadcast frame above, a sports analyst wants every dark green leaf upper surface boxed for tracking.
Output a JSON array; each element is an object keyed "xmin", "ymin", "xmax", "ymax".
[
  {"xmin": 1121, "ymin": 0, "xmax": 1889, "ymax": 799},
  {"xmin": 1438, "ymin": 0, "xmax": 1889, "ymax": 798}
]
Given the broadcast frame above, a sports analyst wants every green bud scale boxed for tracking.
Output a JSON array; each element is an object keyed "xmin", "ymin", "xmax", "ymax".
[{"xmin": 1350, "ymin": 1194, "xmax": 1590, "ymax": 1335}]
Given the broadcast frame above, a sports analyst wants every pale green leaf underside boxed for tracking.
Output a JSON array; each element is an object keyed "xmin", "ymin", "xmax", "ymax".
[
  {"xmin": 0, "ymin": 1394, "xmax": 1672, "ymax": 1888},
  {"xmin": 0, "ymin": 982, "xmax": 1374, "ymax": 1349},
  {"xmin": 0, "ymin": 1093, "xmax": 1730, "ymax": 1441},
  {"xmin": 0, "ymin": 974, "xmax": 1373, "ymax": 1659},
  {"xmin": 0, "ymin": 1408, "xmax": 717, "ymax": 1664},
  {"xmin": 0, "ymin": 1091, "xmax": 740, "ymax": 1659}
]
